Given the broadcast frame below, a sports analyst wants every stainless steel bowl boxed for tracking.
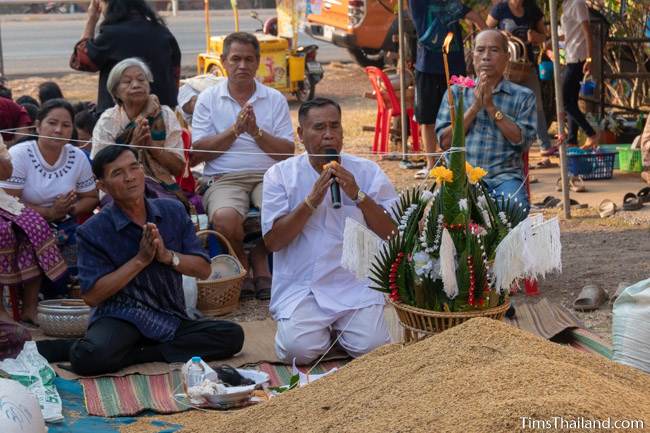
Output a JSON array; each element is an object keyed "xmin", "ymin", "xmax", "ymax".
[{"xmin": 37, "ymin": 299, "xmax": 90, "ymax": 338}]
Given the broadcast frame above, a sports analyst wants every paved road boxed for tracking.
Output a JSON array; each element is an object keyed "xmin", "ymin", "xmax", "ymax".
[{"xmin": 0, "ymin": 10, "xmax": 352, "ymax": 77}]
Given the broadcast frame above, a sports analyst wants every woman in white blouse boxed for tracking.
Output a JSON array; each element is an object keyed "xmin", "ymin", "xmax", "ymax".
[
  {"xmin": 0, "ymin": 99, "xmax": 99, "ymax": 324},
  {"xmin": 92, "ymin": 57, "xmax": 187, "ymax": 204}
]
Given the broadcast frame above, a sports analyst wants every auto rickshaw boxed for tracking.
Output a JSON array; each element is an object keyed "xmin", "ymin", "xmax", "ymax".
[{"xmin": 197, "ymin": 0, "xmax": 324, "ymax": 102}]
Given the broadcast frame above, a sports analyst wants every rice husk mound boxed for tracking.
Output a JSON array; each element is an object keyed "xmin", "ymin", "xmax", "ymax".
[{"xmin": 124, "ymin": 318, "xmax": 650, "ymax": 433}]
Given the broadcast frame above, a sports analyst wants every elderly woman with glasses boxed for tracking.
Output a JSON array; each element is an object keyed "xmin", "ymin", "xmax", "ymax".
[{"xmin": 92, "ymin": 58, "xmax": 187, "ymax": 205}]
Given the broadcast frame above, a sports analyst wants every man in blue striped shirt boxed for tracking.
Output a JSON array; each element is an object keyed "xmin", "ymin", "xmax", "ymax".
[{"xmin": 436, "ymin": 29, "xmax": 537, "ymax": 212}]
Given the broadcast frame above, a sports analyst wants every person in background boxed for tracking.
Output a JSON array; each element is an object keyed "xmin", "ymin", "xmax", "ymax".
[
  {"xmin": 560, "ymin": 0, "xmax": 599, "ymax": 149},
  {"xmin": 38, "ymin": 81, "xmax": 64, "ymax": 105},
  {"xmin": 13, "ymin": 103, "xmax": 39, "ymax": 145},
  {"xmin": 74, "ymin": 109, "xmax": 98, "ymax": 158},
  {"xmin": 637, "ymin": 114, "xmax": 650, "ymax": 184},
  {"xmin": 70, "ymin": 0, "xmax": 181, "ymax": 113},
  {"xmin": 0, "ymin": 100, "xmax": 98, "ymax": 323},
  {"xmin": 92, "ymin": 58, "xmax": 186, "ymax": 206},
  {"xmin": 15, "ymin": 95, "xmax": 40, "ymax": 108},
  {"xmin": 0, "ymin": 95, "xmax": 33, "ymax": 146},
  {"xmin": 191, "ymin": 32, "xmax": 294, "ymax": 301},
  {"xmin": 36, "ymin": 145, "xmax": 244, "ymax": 375},
  {"xmin": 487, "ymin": 0, "xmax": 552, "ymax": 158},
  {"xmin": 409, "ymin": 0, "xmax": 485, "ymax": 180},
  {"xmin": 437, "ymin": 30, "xmax": 537, "ymax": 212}
]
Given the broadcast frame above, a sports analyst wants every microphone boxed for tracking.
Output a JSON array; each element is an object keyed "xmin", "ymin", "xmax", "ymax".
[{"xmin": 324, "ymin": 149, "xmax": 341, "ymax": 209}]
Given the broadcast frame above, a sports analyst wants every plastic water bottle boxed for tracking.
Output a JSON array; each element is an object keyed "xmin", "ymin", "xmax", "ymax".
[{"xmin": 187, "ymin": 356, "xmax": 205, "ymax": 388}]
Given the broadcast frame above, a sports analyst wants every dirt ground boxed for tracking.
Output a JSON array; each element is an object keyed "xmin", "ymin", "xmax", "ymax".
[{"xmin": 8, "ymin": 64, "xmax": 650, "ymax": 342}]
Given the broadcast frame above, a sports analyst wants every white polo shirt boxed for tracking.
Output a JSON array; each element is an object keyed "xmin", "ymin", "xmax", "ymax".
[
  {"xmin": 560, "ymin": 0, "xmax": 590, "ymax": 63},
  {"xmin": 191, "ymin": 79, "xmax": 294, "ymax": 176},
  {"xmin": 262, "ymin": 153, "xmax": 399, "ymax": 320}
]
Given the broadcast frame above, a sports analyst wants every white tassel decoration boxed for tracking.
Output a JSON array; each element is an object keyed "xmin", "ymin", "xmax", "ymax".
[
  {"xmin": 439, "ymin": 228, "xmax": 459, "ymax": 299},
  {"xmin": 526, "ymin": 217, "xmax": 562, "ymax": 278},
  {"xmin": 341, "ymin": 217, "xmax": 385, "ymax": 280},
  {"xmin": 493, "ymin": 218, "xmax": 530, "ymax": 293}
]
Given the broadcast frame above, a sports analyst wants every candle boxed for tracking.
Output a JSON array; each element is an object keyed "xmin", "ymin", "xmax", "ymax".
[{"xmin": 442, "ymin": 32, "xmax": 456, "ymax": 123}]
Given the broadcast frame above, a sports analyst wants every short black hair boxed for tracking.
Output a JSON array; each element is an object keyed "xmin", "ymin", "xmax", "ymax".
[
  {"xmin": 92, "ymin": 145, "xmax": 138, "ymax": 179},
  {"xmin": 223, "ymin": 32, "xmax": 260, "ymax": 59},
  {"xmin": 0, "ymin": 85, "xmax": 11, "ymax": 100},
  {"xmin": 16, "ymin": 95, "xmax": 39, "ymax": 107},
  {"xmin": 21, "ymin": 103, "xmax": 39, "ymax": 124},
  {"xmin": 37, "ymin": 98, "xmax": 75, "ymax": 124},
  {"xmin": 38, "ymin": 81, "xmax": 64, "ymax": 104},
  {"xmin": 74, "ymin": 109, "xmax": 98, "ymax": 134},
  {"xmin": 298, "ymin": 97, "xmax": 342, "ymax": 125}
]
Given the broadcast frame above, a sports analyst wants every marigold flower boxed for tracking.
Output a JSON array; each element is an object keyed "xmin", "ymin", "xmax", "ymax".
[
  {"xmin": 465, "ymin": 163, "xmax": 487, "ymax": 184},
  {"xmin": 429, "ymin": 166, "xmax": 454, "ymax": 184}
]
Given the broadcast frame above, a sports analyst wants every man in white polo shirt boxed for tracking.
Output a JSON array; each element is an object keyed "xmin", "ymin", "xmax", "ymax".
[{"xmin": 191, "ymin": 32, "xmax": 295, "ymax": 301}]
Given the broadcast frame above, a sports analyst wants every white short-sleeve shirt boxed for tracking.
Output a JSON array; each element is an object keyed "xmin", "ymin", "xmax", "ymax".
[
  {"xmin": 191, "ymin": 79, "xmax": 294, "ymax": 176},
  {"xmin": 560, "ymin": 0, "xmax": 590, "ymax": 63},
  {"xmin": 262, "ymin": 153, "xmax": 399, "ymax": 320},
  {"xmin": 0, "ymin": 140, "xmax": 96, "ymax": 207}
]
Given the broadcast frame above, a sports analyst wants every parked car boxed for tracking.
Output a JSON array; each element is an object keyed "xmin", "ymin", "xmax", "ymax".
[{"xmin": 304, "ymin": 0, "xmax": 404, "ymax": 67}]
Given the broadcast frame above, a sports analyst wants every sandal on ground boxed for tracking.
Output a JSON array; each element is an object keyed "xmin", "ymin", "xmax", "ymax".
[
  {"xmin": 569, "ymin": 176, "xmax": 586, "ymax": 192},
  {"xmin": 240, "ymin": 277, "xmax": 256, "ymax": 301},
  {"xmin": 529, "ymin": 175, "xmax": 538, "ymax": 184},
  {"xmin": 556, "ymin": 198, "xmax": 587, "ymax": 209},
  {"xmin": 598, "ymin": 199, "xmax": 617, "ymax": 218},
  {"xmin": 414, "ymin": 168, "xmax": 429, "ymax": 180},
  {"xmin": 533, "ymin": 195, "xmax": 560, "ymax": 208},
  {"xmin": 609, "ymin": 281, "xmax": 631, "ymax": 305},
  {"xmin": 399, "ymin": 159, "xmax": 425, "ymax": 170},
  {"xmin": 254, "ymin": 276, "xmax": 272, "ymax": 301},
  {"xmin": 533, "ymin": 159, "xmax": 559, "ymax": 169},
  {"xmin": 622, "ymin": 192, "xmax": 643, "ymax": 211},
  {"xmin": 573, "ymin": 284, "xmax": 608, "ymax": 312},
  {"xmin": 637, "ymin": 186, "xmax": 650, "ymax": 204}
]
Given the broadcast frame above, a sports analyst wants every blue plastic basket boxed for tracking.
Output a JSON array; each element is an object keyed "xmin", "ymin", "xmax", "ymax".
[{"xmin": 567, "ymin": 151, "xmax": 616, "ymax": 180}]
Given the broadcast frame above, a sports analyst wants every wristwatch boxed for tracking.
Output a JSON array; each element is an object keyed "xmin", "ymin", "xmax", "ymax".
[
  {"xmin": 169, "ymin": 251, "xmax": 180, "ymax": 268},
  {"xmin": 354, "ymin": 190, "xmax": 367, "ymax": 205},
  {"xmin": 493, "ymin": 110, "xmax": 504, "ymax": 122}
]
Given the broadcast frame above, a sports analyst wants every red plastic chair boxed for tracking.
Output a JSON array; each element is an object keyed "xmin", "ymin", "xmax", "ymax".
[{"xmin": 364, "ymin": 66, "xmax": 420, "ymax": 154}]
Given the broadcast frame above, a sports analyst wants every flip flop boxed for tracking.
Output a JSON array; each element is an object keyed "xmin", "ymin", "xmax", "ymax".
[
  {"xmin": 533, "ymin": 195, "xmax": 559, "ymax": 208},
  {"xmin": 598, "ymin": 199, "xmax": 616, "ymax": 218},
  {"xmin": 555, "ymin": 178, "xmax": 562, "ymax": 192},
  {"xmin": 529, "ymin": 176, "xmax": 539, "ymax": 184},
  {"xmin": 414, "ymin": 168, "xmax": 429, "ymax": 180},
  {"xmin": 622, "ymin": 193, "xmax": 643, "ymax": 211},
  {"xmin": 540, "ymin": 146, "xmax": 559, "ymax": 157},
  {"xmin": 399, "ymin": 160, "xmax": 426, "ymax": 170},
  {"xmin": 556, "ymin": 198, "xmax": 587, "ymax": 209},
  {"xmin": 637, "ymin": 187, "xmax": 650, "ymax": 204},
  {"xmin": 532, "ymin": 159, "xmax": 559, "ymax": 169},
  {"xmin": 573, "ymin": 284, "xmax": 608, "ymax": 312},
  {"xmin": 569, "ymin": 176, "xmax": 586, "ymax": 192},
  {"xmin": 609, "ymin": 281, "xmax": 631, "ymax": 305}
]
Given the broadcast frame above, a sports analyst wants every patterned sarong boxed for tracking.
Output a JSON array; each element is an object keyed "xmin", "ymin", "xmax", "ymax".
[{"xmin": 0, "ymin": 207, "xmax": 67, "ymax": 285}]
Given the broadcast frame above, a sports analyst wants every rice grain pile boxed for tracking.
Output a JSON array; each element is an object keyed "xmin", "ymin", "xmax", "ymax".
[{"xmin": 124, "ymin": 318, "xmax": 650, "ymax": 433}]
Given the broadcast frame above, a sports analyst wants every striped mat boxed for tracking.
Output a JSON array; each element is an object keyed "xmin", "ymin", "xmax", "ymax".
[{"xmin": 80, "ymin": 360, "xmax": 349, "ymax": 417}]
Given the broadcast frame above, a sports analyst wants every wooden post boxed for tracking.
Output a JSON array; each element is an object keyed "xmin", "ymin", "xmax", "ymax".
[
  {"xmin": 397, "ymin": 0, "xmax": 408, "ymax": 161},
  {"xmin": 550, "ymin": 0, "xmax": 570, "ymax": 219},
  {"xmin": 0, "ymin": 21, "xmax": 4, "ymax": 78}
]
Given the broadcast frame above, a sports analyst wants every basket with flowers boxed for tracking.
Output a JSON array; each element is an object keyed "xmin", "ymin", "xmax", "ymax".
[{"xmin": 366, "ymin": 75, "xmax": 554, "ymax": 340}]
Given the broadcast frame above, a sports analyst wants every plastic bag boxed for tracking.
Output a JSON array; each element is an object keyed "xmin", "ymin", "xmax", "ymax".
[
  {"xmin": 0, "ymin": 378, "xmax": 47, "ymax": 433},
  {"xmin": 612, "ymin": 278, "xmax": 650, "ymax": 373},
  {"xmin": 0, "ymin": 341, "xmax": 63, "ymax": 422}
]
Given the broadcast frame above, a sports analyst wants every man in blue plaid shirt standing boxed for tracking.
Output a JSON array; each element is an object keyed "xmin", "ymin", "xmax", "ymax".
[{"xmin": 436, "ymin": 29, "xmax": 537, "ymax": 213}]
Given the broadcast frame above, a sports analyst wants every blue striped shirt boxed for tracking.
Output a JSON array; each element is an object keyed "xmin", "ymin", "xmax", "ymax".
[
  {"xmin": 435, "ymin": 79, "xmax": 537, "ymax": 182},
  {"xmin": 77, "ymin": 198, "xmax": 210, "ymax": 342}
]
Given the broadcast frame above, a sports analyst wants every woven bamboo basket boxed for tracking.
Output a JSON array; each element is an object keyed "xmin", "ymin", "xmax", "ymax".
[
  {"xmin": 387, "ymin": 297, "xmax": 510, "ymax": 343},
  {"xmin": 504, "ymin": 34, "xmax": 531, "ymax": 84},
  {"xmin": 195, "ymin": 230, "xmax": 246, "ymax": 316}
]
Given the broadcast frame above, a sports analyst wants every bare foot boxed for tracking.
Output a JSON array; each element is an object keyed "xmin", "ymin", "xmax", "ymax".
[{"xmin": 642, "ymin": 171, "xmax": 650, "ymax": 184}]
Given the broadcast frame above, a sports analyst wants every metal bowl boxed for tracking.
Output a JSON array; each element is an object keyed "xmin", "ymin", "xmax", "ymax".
[{"xmin": 37, "ymin": 299, "xmax": 91, "ymax": 338}]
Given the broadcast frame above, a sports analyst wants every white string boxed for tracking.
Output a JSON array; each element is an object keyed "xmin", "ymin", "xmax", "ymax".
[
  {"xmin": 306, "ymin": 308, "xmax": 360, "ymax": 376},
  {"xmin": 0, "ymin": 127, "xmax": 466, "ymax": 159}
]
